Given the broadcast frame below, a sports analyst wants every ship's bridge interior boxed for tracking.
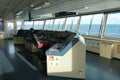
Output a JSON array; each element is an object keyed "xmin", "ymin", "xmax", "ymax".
[{"xmin": 0, "ymin": 0, "xmax": 120, "ymax": 80}]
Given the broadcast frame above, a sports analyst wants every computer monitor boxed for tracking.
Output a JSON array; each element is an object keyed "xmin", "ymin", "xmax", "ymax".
[{"xmin": 0, "ymin": 21, "xmax": 4, "ymax": 30}]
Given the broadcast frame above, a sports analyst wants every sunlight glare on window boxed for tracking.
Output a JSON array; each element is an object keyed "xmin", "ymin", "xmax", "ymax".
[
  {"xmin": 53, "ymin": 18, "xmax": 65, "ymax": 31},
  {"xmin": 44, "ymin": 19, "xmax": 54, "ymax": 30},
  {"xmin": 79, "ymin": 14, "xmax": 103, "ymax": 36},
  {"xmin": 24, "ymin": 21, "xmax": 33, "ymax": 30},
  {"xmin": 65, "ymin": 17, "xmax": 74, "ymax": 31},
  {"xmin": 79, "ymin": 15, "xmax": 92, "ymax": 35},
  {"xmin": 16, "ymin": 21, "xmax": 22, "ymax": 30},
  {"xmin": 70, "ymin": 16, "xmax": 80, "ymax": 32},
  {"xmin": 89, "ymin": 14, "xmax": 103, "ymax": 36},
  {"xmin": 34, "ymin": 21, "xmax": 44, "ymax": 30},
  {"xmin": 8, "ymin": 22, "xmax": 14, "ymax": 29},
  {"xmin": 104, "ymin": 12, "xmax": 120, "ymax": 38}
]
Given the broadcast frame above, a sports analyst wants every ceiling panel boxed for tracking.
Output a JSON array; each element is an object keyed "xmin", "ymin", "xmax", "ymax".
[
  {"xmin": 31, "ymin": 0, "xmax": 101, "ymax": 16},
  {"xmin": 73, "ymin": 0, "xmax": 120, "ymax": 14},
  {"xmin": 5, "ymin": 0, "xmax": 35, "ymax": 19},
  {"xmin": 31, "ymin": 0, "xmax": 120, "ymax": 19},
  {"xmin": 0, "ymin": 0, "xmax": 120, "ymax": 20},
  {"xmin": 0, "ymin": 0, "xmax": 38, "ymax": 19},
  {"xmin": 0, "ymin": 0, "xmax": 10, "ymax": 18},
  {"xmin": 3, "ymin": 0, "xmax": 23, "ymax": 17}
]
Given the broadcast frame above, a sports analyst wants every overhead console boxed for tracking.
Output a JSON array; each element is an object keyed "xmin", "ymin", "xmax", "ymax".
[{"xmin": 55, "ymin": 11, "xmax": 76, "ymax": 17}]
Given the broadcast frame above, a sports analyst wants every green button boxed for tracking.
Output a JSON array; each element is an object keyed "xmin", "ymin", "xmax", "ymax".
[{"xmin": 56, "ymin": 58, "xmax": 58, "ymax": 61}]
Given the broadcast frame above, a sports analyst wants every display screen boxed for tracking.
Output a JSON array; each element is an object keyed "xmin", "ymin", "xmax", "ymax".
[{"xmin": 0, "ymin": 21, "xmax": 4, "ymax": 30}]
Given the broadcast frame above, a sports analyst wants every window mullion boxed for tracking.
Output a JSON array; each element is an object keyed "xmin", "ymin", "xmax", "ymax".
[
  {"xmin": 88, "ymin": 15, "xmax": 94, "ymax": 35},
  {"xmin": 100, "ymin": 13, "xmax": 108, "ymax": 38}
]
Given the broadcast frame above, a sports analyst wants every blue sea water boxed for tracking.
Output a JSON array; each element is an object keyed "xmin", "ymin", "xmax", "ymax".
[
  {"xmin": 79, "ymin": 24, "xmax": 120, "ymax": 38},
  {"xmin": 80, "ymin": 24, "xmax": 101, "ymax": 36},
  {"xmin": 105, "ymin": 24, "xmax": 120, "ymax": 38}
]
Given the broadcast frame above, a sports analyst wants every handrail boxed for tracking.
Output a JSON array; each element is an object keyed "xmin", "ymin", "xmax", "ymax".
[{"xmin": 84, "ymin": 36, "xmax": 120, "ymax": 43}]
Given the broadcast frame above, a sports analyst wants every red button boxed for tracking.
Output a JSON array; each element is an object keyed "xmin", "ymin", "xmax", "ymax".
[{"xmin": 49, "ymin": 56, "xmax": 54, "ymax": 61}]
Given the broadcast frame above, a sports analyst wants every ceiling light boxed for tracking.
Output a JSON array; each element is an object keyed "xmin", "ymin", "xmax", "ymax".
[
  {"xmin": 30, "ymin": 4, "xmax": 34, "ymax": 8},
  {"xmin": 32, "ymin": 2, "xmax": 50, "ymax": 10},
  {"xmin": 16, "ymin": 11, "xmax": 23, "ymax": 16},
  {"xmin": 44, "ymin": 2, "xmax": 50, "ymax": 5},
  {"xmin": 84, "ymin": 7, "xmax": 88, "ymax": 9}
]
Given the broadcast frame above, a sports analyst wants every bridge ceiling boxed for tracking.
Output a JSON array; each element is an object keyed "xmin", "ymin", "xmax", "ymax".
[{"xmin": 0, "ymin": 0, "xmax": 120, "ymax": 20}]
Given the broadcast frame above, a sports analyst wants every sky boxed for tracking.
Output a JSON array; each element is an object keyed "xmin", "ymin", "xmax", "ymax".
[{"xmin": 106, "ymin": 13, "xmax": 120, "ymax": 24}]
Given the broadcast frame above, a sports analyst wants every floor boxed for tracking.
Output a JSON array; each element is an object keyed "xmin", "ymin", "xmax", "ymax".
[{"xmin": 0, "ymin": 39, "xmax": 120, "ymax": 80}]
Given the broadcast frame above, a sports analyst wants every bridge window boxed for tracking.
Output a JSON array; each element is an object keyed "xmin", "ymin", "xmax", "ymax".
[
  {"xmin": 79, "ymin": 15, "xmax": 92, "ymax": 35},
  {"xmin": 16, "ymin": 21, "xmax": 22, "ymax": 30},
  {"xmin": 53, "ymin": 18, "xmax": 65, "ymax": 31},
  {"xmin": 7, "ymin": 22, "xmax": 14, "ymax": 29},
  {"xmin": 65, "ymin": 17, "xmax": 74, "ymax": 31},
  {"xmin": 79, "ymin": 14, "xmax": 103, "ymax": 36},
  {"xmin": 34, "ymin": 21, "xmax": 44, "ymax": 30},
  {"xmin": 104, "ymin": 13, "xmax": 120, "ymax": 38},
  {"xmin": 89, "ymin": 14, "xmax": 103, "ymax": 36},
  {"xmin": 64, "ymin": 16, "xmax": 80, "ymax": 32},
  {"xmin": 70, "ymin": 16, "xmax": 80, "ymax": 32},
  {"xmin": 24, "ymin": 21, "xmax": 33, "ymax": 30},
  {"xmin": 65, "ymin": 17, "xmax": 80, "ymax": 32},
  {"xmin": 44, "ymin": 19, "xmax": 54, "ymax": 30},
  {"xmin": 7, "ymin": 22, "xmax": 15, "ymax": 36}
]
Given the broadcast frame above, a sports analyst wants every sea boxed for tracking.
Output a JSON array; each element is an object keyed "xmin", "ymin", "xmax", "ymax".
[{"xmin": 76, "ymin": 24, "xmax": 120, "ymax": 38}]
